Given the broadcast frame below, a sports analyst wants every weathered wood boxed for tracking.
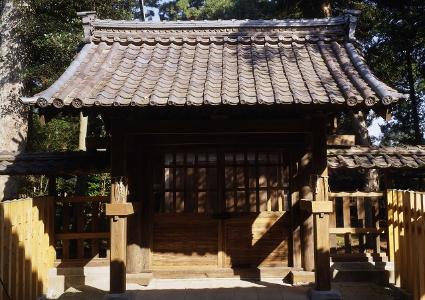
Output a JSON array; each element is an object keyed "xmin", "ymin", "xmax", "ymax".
[
  {"xmin": 300, "ymin": 200, "xmax": 333, "ymax": 214},
  {"xmin": 329, "ymin": 228, "xmax": 384, "ymax": 234},
  {"xmin": 109, "ymin": 120, "xmax": 129, "ymax": 294},
  {"xmin": 105, "ymin": 203, "xmax": 135, "ymax": 216},
  {"xmin": 0, "ymin": 198, "xmax": 55, "ymax": 299},
  {"xmin": 387, "ymin": 190, "xmax": 425, "ymax": 299},
  {"xmin": 311, "ymin": 114, "xmax": 331, "ymax": 291},
  {"xmin": 329, "ymin": 191, "xmax": 384, "ymax": 197}
]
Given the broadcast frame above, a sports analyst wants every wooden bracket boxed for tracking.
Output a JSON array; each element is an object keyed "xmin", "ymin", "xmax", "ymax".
[
  {"xmin": 105, "ymin": 203, "xmax": 134, "ymax": 217},
  {"xmin": 300, "ymin": 199, "xmax": 333, "ymax": 214}
]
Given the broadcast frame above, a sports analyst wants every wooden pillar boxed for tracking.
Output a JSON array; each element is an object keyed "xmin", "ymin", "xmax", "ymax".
[
  {"xmin": 312, "ymin": 114, "xmax": 331, "ymax": 291},
  {"xmin": 300, "ymin": 149, "xmax": 315, "ymax": 272},
  {"xmin": 109, "ymin": 121, "xmax": 128, "ymax": 294},
  {"xmin": 298, "ymin": 117, "xmax": 315, "ymax": 271},
  {"xmin": 126, "ymin": 142, "xmax": 143, "ymax": 274}
]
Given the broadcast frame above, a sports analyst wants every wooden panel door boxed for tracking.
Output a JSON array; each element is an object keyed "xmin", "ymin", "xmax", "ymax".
[
  {"xmin": 151, "ymin": 151, "xmax": 220, "ymax": 268},
  {"xmin": 149, "ymin": 149, "xmax": 291, "ymax": 269},
  {"xmin": 222, "ymin": 151, "xmax": 290, "ymax": 267}
]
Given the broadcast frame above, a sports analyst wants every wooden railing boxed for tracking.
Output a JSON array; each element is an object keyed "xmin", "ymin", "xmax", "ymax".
[
  {"xmin": 0, "ymin": 197, "xmax": 55, "ymax": 300},
  {"xmin": 54, "ymin": 196, "xmax": 110, "ymax": 261},
  {"xmin": 328, "ymin": 191, "xmax": 387, "ymax": 261},
  {"xmin": 387, "ymin": 190, "xmax": 425, "ymax": 300}
]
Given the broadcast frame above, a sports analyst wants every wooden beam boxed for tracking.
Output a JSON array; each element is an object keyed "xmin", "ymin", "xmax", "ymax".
[
  {"xmin": 127, "ymin": 119, "xmax": 311, "ymax": 134},
  {"xmin": 329, "ymin": 191, "xmax": 384, "ymax": 198},
  {"xmin": 300, "ymin": 200, "xmax": 333, "ymax": 214},
  {"xmin": 329, "ymin": 228, "xmax": 384, "ymax": 234},
  {"xmin": 106, "ymin": 203, "xmax": 135, "ymax": 216}
]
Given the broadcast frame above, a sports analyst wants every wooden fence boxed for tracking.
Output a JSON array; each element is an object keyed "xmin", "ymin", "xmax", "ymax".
[
  {"xmin": 387, "ymin": 190, "xmax": 425, "ymax": 300},
  {"xmin": 54, "ymin": 196, "xmax": 109, "ymax": 262},
  {"xmin": 0, "ymin": 197, "xmax": 56, "ymax": 300},
  {"xmin": 328, "ymin": 191, "xmax": 387, "ymax": 261}
]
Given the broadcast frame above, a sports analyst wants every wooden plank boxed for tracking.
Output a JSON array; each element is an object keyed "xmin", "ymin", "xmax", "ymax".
[
  {"xmin": 387, "ymin": 190, "xmax": 395, "ymax": 262},
  {"xmin": 400, "ymin": 191, "xmax": 407, "ymax": 289},
  {"xmin": 364, "ymin": 197, "xmax": 374, "ymax": 251},
  {"xmin": 55, "ymin": 232, "xmax": 109, "ymax": 240},
  {"xmin": 330, "ymin": 192, "xmax": 384, "ymax": 198},
  {"xmin": 393, "ymin": 190, "xmax": 401, "ymax": 286},
  {"xmin": 373, "ymin": 196, "xmax": 380, "ymax": 253},
  {"xmin": 105, "ymin": 203, "xmax": 135, "ymax": 216},
  {"xmin": 357, "ymin": 196, "xmax": 365, "ymax": 253},
  {"xmin": 299, "ymin": 200, "xmax": 333, "ymax": 213},
  {"xmin": 91, "ymin": 202, "xmax": 100, "ymax": 258},
  {"xmin": 419, "ymin": 193, "xmax": 425, "ymax": 300},
  {"xmin": 329, "ymin": 198, "xmax": 337, "ymax": 255},
  {"xmin": 329, "ymin": 228, "xmax": 385, "ymax": 234},
  {"xmin": 77, "ymin": 203, "xmax": 85, "ymax": 259},
  {"xmin": 342, "ymin": 196, "xmax": 351, "ymax": 254},
  {"xmin": 0, "ymin": 202, "xmax": 4, "ymax": 300},
  {"xmin": 409, "ymin": 192, "xmax": 418, "ymax": 300}
]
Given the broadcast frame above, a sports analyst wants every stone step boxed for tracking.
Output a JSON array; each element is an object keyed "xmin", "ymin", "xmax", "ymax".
[{"xmin": 331, "ymin": 262, "xmax": 393, "ymax": 285}]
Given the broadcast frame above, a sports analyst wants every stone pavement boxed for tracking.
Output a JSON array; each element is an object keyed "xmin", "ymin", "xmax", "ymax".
[{"xmin": 52, "ymin": 278, "xmax": 395, "ymax": 300}]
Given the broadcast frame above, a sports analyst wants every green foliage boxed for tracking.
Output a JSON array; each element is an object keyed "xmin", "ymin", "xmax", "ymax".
[
  {"xmin": 27, "ymin": 111, "xmax": 79, "ymax": 152},
  {"xmin": 160, "ymin": 0, "xmax": 334, "ymax": 20}
]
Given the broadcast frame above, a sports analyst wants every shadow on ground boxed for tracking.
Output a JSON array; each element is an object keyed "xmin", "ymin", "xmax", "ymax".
[{"xmin": 52, "ymin": 279, "xmax": 396, "ymax": 300}]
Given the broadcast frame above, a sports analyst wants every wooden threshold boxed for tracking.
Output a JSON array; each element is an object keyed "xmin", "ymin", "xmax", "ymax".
[{"xmin": 151, "ymin": 266, "xmax": 301, "ymax": 279}]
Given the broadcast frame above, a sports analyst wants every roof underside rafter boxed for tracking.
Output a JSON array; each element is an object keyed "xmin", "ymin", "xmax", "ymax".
[{"xmin": 21, "ymin": 12, "xmax": 407, "ymax": 109}]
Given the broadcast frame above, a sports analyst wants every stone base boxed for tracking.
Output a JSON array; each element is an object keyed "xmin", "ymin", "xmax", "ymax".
[
  {"xmin": 309, "ymin": 289, "xmax": 342, "ymax": 300},
  {"xmin": 103, "ymin": 293, "xmax": 132, "ymax": 300}
]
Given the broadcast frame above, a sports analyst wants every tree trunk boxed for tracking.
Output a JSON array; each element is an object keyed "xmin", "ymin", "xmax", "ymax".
[
  {"xmin": 0, "ymin": 0, "xmax": 28, "ymax": 200},
  {"xmin": 406, "ymin": 50, "xmax": 422, "ymax": 144},
  {"xmin": 350, "ymin": 111, "xmax": 380, "ymax": 191}
]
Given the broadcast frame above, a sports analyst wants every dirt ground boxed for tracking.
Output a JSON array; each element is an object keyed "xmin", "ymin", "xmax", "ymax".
[{"xmin": 51, "ymin": 278, "xmax": 396, "ymax": 300}]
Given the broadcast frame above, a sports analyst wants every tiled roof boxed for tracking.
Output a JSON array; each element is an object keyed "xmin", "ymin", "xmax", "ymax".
[
  {"xmin": 1, "ymin": 146, "xmax": 424, "ymax": 175},
  {"xmin": 328, "ymin": 146, "xmax": 425, "ymax": 169},
  {"xmin": 0, "ymin": 151, "xmax": 109, "ymax": 175},
  {"xmin": 21, "ymin": 12, "xmax": 407, "ymax": 108}
]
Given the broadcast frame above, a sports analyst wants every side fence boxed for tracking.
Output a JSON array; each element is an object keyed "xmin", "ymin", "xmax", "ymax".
[
  {"xmin": 328, "ymin": 191, "xmax": 387, "ymax": 261},
  {"xmin": 0, "ymin": 197, "xmax": 56, "ymax": 300},
  {"xmin": 387, "ymin": 190, "xmax": 425, "ymax": 300}
]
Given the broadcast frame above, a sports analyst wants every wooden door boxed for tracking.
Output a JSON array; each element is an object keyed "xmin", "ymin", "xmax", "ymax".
[
  {"xmin": 149, "ymin": 149, "xmax": 290, "ymax": 269},
  {"xmin": 222, "ymin": 151, "xmax": 290, "ymax": 267},
  {"xmin": 150, "ymin": 151, "xmax": 220, "ymax": 268}
]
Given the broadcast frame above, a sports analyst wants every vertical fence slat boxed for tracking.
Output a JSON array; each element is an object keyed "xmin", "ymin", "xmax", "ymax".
[
  {"xmin": 329, "ymin": 197, "xmax": 336, "ymax": 254},
  {"xmin": 418, "ymin": 193, "xmax": 425, "ymax": 300},
  {"xmin": 387, "ymin": 190, "xmax": 425, "ymax": 300},
  {"xmin": 343, "ymin": 196, "xmax": 351, "ymax": 254},
  {"xmin": 0, "ymin": 198, "xmax": 55, "ymax": 300},
  {"xmin": 387, "ymin": 190, "xmax": 394, "ymax": 261}
]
